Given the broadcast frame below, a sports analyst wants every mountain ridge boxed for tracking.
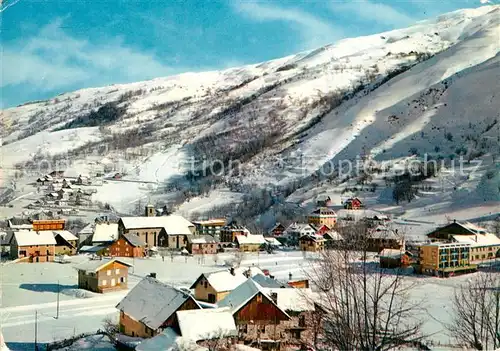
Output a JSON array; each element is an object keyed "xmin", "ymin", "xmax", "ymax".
[{"xmin": 1, "ymin": 5, "xmax": 499, "ymax": 228}]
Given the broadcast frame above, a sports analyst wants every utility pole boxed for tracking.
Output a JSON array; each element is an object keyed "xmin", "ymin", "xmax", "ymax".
[
  {"xmin": 56, "ymin": 280, "xmax": 60, "ymax": 319},
  {"xmin": 34, "ymin": 310, "xmax": 38, "ymax": 351}
]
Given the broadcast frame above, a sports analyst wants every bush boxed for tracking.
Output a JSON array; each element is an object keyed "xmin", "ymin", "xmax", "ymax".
[{"xmin": 57, "ymin": 102, "xmax": 127, "ymax": 130}]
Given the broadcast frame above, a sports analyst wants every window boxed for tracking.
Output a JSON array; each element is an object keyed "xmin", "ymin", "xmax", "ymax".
[
  {"xmin": 240, "ymin": 324, "xmax": 248, "ymax": 333},
  {"xmin": 298, "ymin": 315, "xmax": 306, "ymax": 327},
  {"xmin": 204, "ymin": 281, "xmax": 208, "ymax": 288},
  {"xmin": 256, "ymin": 294, "xmax": 263, "ymax": 303},
  {"xmin": 107, "ymin": 270, "xmax": 111, "ymax": 276},
  {"xmin": 120, "ymin": 277, "xmax": 125, "ymax": 283},
  {"xmin": 258, "ymin": 325, "xmax": 266, "ymax": 333},
  {"xmin": 102, "ymin": 280, "xmax": 107, "ymax": 286},
  {"xmin": 116, "ymin": 269, "xmax": 120, "ymax": 274}
]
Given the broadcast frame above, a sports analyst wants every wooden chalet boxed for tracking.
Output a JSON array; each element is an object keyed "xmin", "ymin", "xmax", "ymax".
[
  {"xmin": 53, "ymin": 230, "xmax": 78, "ymax": 255},
  {"xmin": 218, "ymin": 278, "xmax": 290, "ymax": 348},
  {"xmin": 344, "ymin": 197, "xmax": 363, "ymax": 210},
  {"xmin": 299, "ymin": 234, "xmax": 325, "ymax": 252},
  {"xmin": 109, "ymin": 233, "xmax": 146, "ymax": 257},
  {"xmin": 269, "ymin": 223, "xmax": 285, "ymax": 237},
  {"xmin": 116, "ymin": 276, "xmax": 201, "ymax": 338},
  {"xmin": 190, "ymin": 268, "xmax": 247, "ymax": 303},
  {"xmin": 76, "ymin": 258, "xmax": 132, "ymax": 293}
]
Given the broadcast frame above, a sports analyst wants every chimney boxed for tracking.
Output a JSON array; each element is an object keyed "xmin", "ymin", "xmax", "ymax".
[
  {"xmin": 475, "ymin": 235, "xmax": 477, "ymax": 242},
  {"xmin": 270, "ymin": 292, "xmax": 278, "ymax": 304},
  {"xmin": 230, "ymin": 267, "xmax": 235, "ymax": 276},
  {"xmin": 288, "ymin": 272, "xmax": 293, "ymax": 281},
  {"xmin": 149, "ymin": 273, "xmax": 156, "ymax": 278}
]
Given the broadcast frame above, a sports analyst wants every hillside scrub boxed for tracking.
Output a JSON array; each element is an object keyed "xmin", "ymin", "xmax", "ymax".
[{"xmin": 56, "ymin": 102, "xmax": 127, "ymax": 130}]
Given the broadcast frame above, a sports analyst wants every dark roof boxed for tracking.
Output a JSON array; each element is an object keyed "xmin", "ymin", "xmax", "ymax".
[
  {"xmin": 8, "ymin": 217, "xmax": 32, "ymax": 225},
  {"xmin": 0, "ymin": 231, "xmax": 14, "ymax": 246},
  {"xmin": 116, "ymin": 276, "xmax": 200, "ymax": 329},
  {"xmin": 251, "ymin": 274, "xmax": 288, "ymax": 289},
  {"xmin": 122, "ymin": 233, "xmax": 147, "ymax": 247}
]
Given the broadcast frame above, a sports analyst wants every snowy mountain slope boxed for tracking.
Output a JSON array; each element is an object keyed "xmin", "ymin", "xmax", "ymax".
[{"xmin": 0, "ymin": 5, "xmax": 498, "ymax": 222}]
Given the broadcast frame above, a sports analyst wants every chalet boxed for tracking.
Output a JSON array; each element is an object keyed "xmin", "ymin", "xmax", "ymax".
[
  {"xmin": 283, "ymin": 223, "xmax": 316, "ymax": 246},
  {"xmin": 264, "ymin": 288, "xmax": 323, "ymax": 349},
  {"xmin": 10, "ymin": 230, "xmax": 56, "ymax": 262},
  {"xmin": 186, "ymin": 235, "xmax": 218, "ymax": 255},
  {"xmin": 53, "ymin": 230, "xmax": 78, "ymax": 255},
  {"xmin": 235, "ymin": 234, "xmax": 266, "ymax": 252},
  {"xmin": 218, "ymin": 278, "xmax": 290, "ymax": 348},
  {"xmin": 311, "ymin": 224, "xmax": 331, "ymax": 235},
  {"xmin": 379, "ymin": 249, "xmax": 413, "ymax": 268},
  {"xmin": 316, "ymin": 195, "xmax": 332, "ymax": 207},
  {"xmin": 344, "ymin": 197, "xmax": 363, "ymax": 210},
  {"xmin": 192, "ymin": 218, "xmax": 225, "ymax": 236},
  {"xmin": 116, "ymin": 276, "xmax": 201, "ymax": 338},
  {"xmin": 190, "ymin": 268, "xmax": 247, "ymax": 303},
  {"xmin": 264, "ymin": 236, "xmax": 282, "ymax": 249},
  {"xmin": 92, "ymin": 223, "xmax": 119, "ymax": 245},
  {"xmin": 299, "ymin": 234, "xmax": 325, "ymax": 252},
  {"xmin": 109, "ymin": 233, "xmax": 146, "ymax": 257},
  {"xmin": 32, "ymin": 219, "xmax": 65, "ymax": 231},
  {"xmin": 119, "ymin": 211, "xmax": 195, "ymax": 249},
  {"xmin": 76, "ymin": 258, "xmax": 132, "ymax": 293},
  {"xmin": 269, "ymin": 223, "xmax": 285, "ymax": 237},
  {"xmin": 307, "ymin": 207, "xmax": 337, "ymax": 227},
  {"xmin": 220, "ymin": 221, "xmax": 250, "ymax": 243},
  {"xmin": 364, "ymin": 225, "xmax": 403, "ymax": 252},
  {"xmin": 427, "ymin": 221, "xmax": 500, "ymax": 262}
]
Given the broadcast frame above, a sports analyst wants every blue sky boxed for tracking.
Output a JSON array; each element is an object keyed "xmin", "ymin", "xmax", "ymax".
[{"xmin": 1, "ymin": 0, "xmax": 486, "ymax": 108}]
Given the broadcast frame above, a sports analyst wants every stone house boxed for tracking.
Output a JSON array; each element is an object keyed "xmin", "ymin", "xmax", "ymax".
[
  {"xmin": 76, "ymin": 258, "xmax": 132, "ymax": 293},
  {"xmin": 299, "ymin": 234, "xmax": 325, "ymax": 252}
]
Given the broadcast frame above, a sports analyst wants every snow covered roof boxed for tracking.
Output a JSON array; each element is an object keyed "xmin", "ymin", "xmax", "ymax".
[
  {"xmin": 190, "ymin": 269, "xmax": 247, "ymax": 292},
  {"xmin": 264, "ymin": 237, "xmax": 282, "ymax": 246},
  {"xmin": 79, "ymin": 244, "xmax": 110, "ymax": 253},
  {"xmin": 122, "ymin": 233, "xmax": 146, "ymax": 247},
  {"xmin": 284, "ymin": 223, "xmax": 316, "ymax": 234},
  {"xmin": 309, "ymin": 207, "xmax": 337, "ymax": 216},
  {"xmin": 370, "ymin": 226, "xmax": 400, "ymax": 240},
  {"xmin": 136, "ymin": 328, "xmax": 207, "ymax": 351},
  {"xmin": 187, "ymin": 235, "xmax": 217, "ymax": 244},
  {"xmin": 218, "ymin": 278, "xmax": 289, "ymax": 319},
  {"xmin": 76, "ymin": 258, "xmax": 132, "ymax": 273},
  {"xmin": 8, "ymin": 220, "xmax": 32, "ymax": 230},
  {"xmin": 192, "ymin": 219, "xmax": 225, "ymax": 226},
  {"xmin": 452, "ymin": 233, "xmax": 500, "ymax": 248},
  {"xmin": 53, "ymin": 230, "xmax": 78, "ymax": 242},
  {"xmin": 263, "ymin": 288, "xmax": 316, "ymax": 312},
  {"xmin": 251, "ymin": 274, "xmax": 288, "ymax": 289},
  {"xmin": 13, "ymin": 230, "xmax": 57, "ymax": 246},
  {"xmin": 379, "ymin": 249, "xmax": 403, "ymax": 258},
  {"xmin": 176, "ymin": 307, "xmax": 237, "ymax": 341},
  {"xmin": 120, "ymin": 215, "xmax": 194, "ymax": 235},
  {"xmin": 300, "ymin": 234, "xmax": 325, "ymax": 242},
  {"xmin": 92, "ymin": 223, "xmax": 118, "ymax": 243},
  {"xmin": 235, "ymin": 234, "xmax": 266, "ymax": 245},
  {"xmin": 324, "ymin": 230, "xmax": 343, "ymax": 241},
  {"xmin": 117, "ymin": 276, "xmax": 200, "ymax": 330},
  {"xmin": 79, "ymin": 223, "xmax": 95, "ymax": 235}
]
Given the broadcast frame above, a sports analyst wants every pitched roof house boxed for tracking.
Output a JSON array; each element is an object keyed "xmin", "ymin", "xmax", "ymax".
[
  {"xmin": 190, "ymin": 269, "xmax": 248, "ymax": 303},
  {"xmin": 217, "ymin": 278, "xmax": 290, "ymax": 346},
  {"xmin": 10, "ymin": 230, "xmax": 57, "ymax": 262},
  {"xmin": 235, "ymin": 234, "xmax": 266, "ymax": 252},
  {"xmin": 175, "ymin": 307, "xmax": 238, "ymax": 342},
  {"xmin": 92, "ymin": 223, "xmax": 119, "ymax": 244},
  {"xmin": 117, "ymin": 276, "xmax": 201, "ymax": 338},
  {"xmin": 186, "ymin": 235, "xmax": 218, "ymax": 255},
  {"xmin": 109, "ymin": 233, "xmax": 147, "ymax": 257},
  {"xmin": 53, "ymin": 230, "xmax": 78, "ymax": 255},
  {"xmin": 76, "ymin": 258, "xmax": 132, "ymax": 293}
]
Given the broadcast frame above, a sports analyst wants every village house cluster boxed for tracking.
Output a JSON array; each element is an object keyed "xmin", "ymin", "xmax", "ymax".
[{"xmin": 115, "ymin": 267, "xmax": 322, "ymax": 350}]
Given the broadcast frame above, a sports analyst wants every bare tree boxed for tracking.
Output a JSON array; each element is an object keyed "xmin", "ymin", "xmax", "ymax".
[
  {"xmin": 447, "ymin": 271, "xmax": 500, "ymax": 350},
  {"xmin": 307, "ymin": 223, "xmax": 425, "ymax": 351},
  {"xmin": 102, "ymin": 316, "xmax": 119, "ymax": 337}
]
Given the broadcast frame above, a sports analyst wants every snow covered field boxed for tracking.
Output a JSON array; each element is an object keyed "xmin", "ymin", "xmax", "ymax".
[{"xmin": 1, "ymin": 251, "xmax": 493, "ymax": 349}]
